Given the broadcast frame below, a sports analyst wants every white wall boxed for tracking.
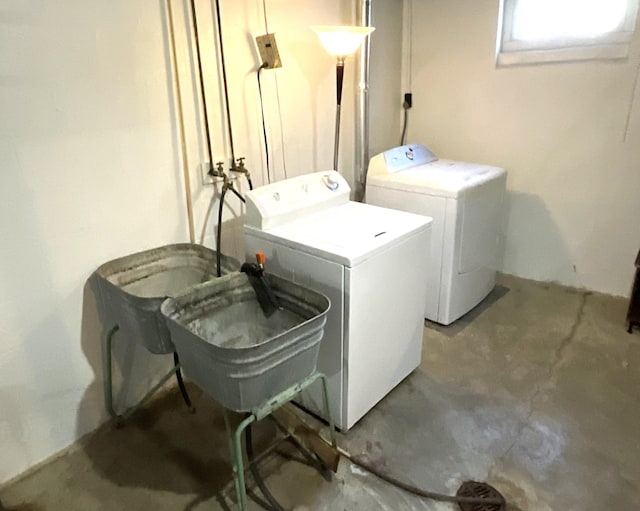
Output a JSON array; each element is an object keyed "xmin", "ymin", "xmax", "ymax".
[
  {"xmin": 0, "ymin": 0, "xmax": 352, "ymax": 484},
  {"xmin": 408, "ymin": 0, "xmax": 640, "ymax": 297}
]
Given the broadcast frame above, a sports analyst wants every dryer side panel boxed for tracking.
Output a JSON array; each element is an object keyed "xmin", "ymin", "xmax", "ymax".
[
  {"xmin": 459, "ymin": 175, "xmax": 507, "ymax": 274},
  {"xmin": 441, "ymin": 175, "xmax": 507, "ymax": 324}
]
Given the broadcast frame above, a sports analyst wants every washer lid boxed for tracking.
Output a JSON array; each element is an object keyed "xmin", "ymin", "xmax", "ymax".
[
  {"xmin": 245, "ymin": 201, "xmax": 432, "ymax": 267},
  {"xmin": 367, "ymin": 159, "xmax": 506, "ymax": 198}
]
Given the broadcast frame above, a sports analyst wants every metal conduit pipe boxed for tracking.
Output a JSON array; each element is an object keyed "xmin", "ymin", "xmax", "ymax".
[
  {"xmin": 166, "ymin": 0, "xmax": 195, "ymax": 242},
  {"xmin": 213, "ymin": 0, "xmax": 238, "ymax": 169},
  {"xmin": 355, "ymin": 0, "xmax": 373, "ymax": 202},
  {"xmin": 189, "ymin": 0, "xmax": 215, "ymax": 179}
]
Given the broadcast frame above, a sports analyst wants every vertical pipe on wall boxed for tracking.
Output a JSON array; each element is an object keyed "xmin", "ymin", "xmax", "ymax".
[
  {"xmin": 355, "ymin": 0, "xmax": 373, "ymax": 202},
  {"xmin": 189, "ymin": 0, "xmax": 215, "ymax": 180},
  {"xmin": 402, "ymin": 0, "xmax": 413, "ymax": 110},
  {"xmin": 166, "ymin": 0, "xmax": 195, "ymax": 242},
  {"xmin": 213, "ymin": 0, "xmax": 237, "ymax": 168}
]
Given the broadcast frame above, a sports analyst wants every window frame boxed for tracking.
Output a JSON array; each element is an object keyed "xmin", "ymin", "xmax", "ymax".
[{"xmin": 496, "ymin": 0, "xmax": 639, "ymax": 66}]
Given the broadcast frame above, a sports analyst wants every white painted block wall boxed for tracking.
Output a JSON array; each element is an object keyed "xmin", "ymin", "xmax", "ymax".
[
  {"xmin": 0, "ymin": 0, "xmax": 352, "ymax": 484},
  {"xmin": 407, "ymin": 0, "xmax": 640, "ymax": 297},
  {"xmin": 0, "ymin": 0, "xmax": 189, "ymax": 483}
]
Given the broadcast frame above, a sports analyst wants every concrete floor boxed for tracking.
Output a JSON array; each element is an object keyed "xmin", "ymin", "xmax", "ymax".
[{"xmin": 2, "ymin": 274, "xmax": 639, "ymax": 511}]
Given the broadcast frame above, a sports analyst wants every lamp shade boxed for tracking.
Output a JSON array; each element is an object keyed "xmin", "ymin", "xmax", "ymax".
[{"xmin": 311, "ymin": 25, "xmax": 375, "ymax": 57}]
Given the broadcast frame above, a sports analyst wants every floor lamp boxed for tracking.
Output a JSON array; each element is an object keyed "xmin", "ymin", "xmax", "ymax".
[{"xmin": 311, "ymin": 25, "xmax": 375, "ymax": 172}]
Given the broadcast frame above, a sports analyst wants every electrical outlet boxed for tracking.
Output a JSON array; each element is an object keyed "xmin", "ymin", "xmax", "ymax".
[{"xmin": 256, "ymin": 33, "xmax": 282, "ymax": 69}]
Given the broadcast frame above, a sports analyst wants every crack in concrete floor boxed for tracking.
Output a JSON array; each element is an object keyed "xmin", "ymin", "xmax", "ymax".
[{"xmin": 490, "ymin": 291, "xmax": 590, "ymax": 473}]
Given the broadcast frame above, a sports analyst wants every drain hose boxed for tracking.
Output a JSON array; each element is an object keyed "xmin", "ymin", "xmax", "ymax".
[
  {"xmin": 338, "ymin": 446, "xmax": 504, "ymax": 507},
  {"xmin": 215, "ymin": 185, "xmax": 227, "ymax": 277},
  {"xmin": 245, "ymin": 423, "xmax": 285, "ymax": 511},
  {"xmin": 240, "ymin": 425, "xmax": 504, "ymax": 509}
]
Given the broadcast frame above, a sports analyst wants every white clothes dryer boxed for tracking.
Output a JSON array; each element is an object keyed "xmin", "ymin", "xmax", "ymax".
[
  {"xmin": 244, "ymin": 171, "xmax": 432, "ymax": 430},
  {"xmin": 366, "ymin": 144, "xmax": 507, "ymax": 325}
]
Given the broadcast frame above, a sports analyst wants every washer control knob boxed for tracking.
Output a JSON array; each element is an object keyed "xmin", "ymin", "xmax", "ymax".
[
  {"xmin": 323, "ymin": 173, "xmax": 339, "ymax": 191},
  {"xmin": 273, "ymin": 192, "xmax": 281, "ymax": 201}
]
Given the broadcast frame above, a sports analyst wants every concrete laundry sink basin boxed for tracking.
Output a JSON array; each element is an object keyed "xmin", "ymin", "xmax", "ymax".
[{"xmin": 93, "ymin": 243, "xmax": 240, "ymax": 354}]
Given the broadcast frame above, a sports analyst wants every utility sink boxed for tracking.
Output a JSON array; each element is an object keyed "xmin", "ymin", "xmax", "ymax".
[
  {"xmin": 160, "ymin": 272, "xmax": 331, "ymax": 411},
  {"xmin": 93, "ymin": 243, "xmax": 240, "ymax": 354}
]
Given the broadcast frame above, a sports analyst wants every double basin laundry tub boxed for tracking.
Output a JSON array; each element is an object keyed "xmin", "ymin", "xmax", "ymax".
[{"xmin": 92, "ymin": 243, "xmax": 331, "ymax": 412}]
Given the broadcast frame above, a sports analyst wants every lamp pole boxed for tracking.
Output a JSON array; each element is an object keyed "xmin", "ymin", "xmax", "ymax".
[
  {"xmin": 311, "ymin": 26, "xmax": 375, "ymax": 173},
  {"xmin": 334, "ymin": 57, "xmax": 346, "ymax": 171}
]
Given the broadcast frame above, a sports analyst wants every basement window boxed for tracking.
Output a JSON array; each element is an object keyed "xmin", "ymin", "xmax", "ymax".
[{"xmin": 497, "ymin": 0, "xmax": 639, "ymax": 66}]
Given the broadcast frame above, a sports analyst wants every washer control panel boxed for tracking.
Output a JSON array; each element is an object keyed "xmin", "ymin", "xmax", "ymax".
[
  {"xmin": 323, "ymin": 173, "xmax": 340, "ymax": 190},
  {"xmin": 245, "ymin": 171, "xmax": 351, "ymax": 230}
]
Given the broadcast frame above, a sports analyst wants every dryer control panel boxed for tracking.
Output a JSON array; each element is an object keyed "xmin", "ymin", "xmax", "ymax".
[
  {"xmin": 245, "ymin": 171, "xmax": 351, "ymax": 230},
  {"xmin": 368, "ymin": 144, "xmax": 437, "ymax": 176}
]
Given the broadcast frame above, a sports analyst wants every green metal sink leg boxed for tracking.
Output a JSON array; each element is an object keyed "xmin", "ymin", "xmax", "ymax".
[
  {"xmin": 222, "ymin": 371, "xmax": 336, "ymax": 510},
  {"xmin": 102, "ymin": 324, "xmax": 190, "ymax": 424}
]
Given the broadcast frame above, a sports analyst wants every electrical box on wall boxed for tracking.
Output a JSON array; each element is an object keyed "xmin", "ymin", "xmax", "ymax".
[{"xmin": 256, "ymin": 34, "xmax": 282, "ymax": 69}]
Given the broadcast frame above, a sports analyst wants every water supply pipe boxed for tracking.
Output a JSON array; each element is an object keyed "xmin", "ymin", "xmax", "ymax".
[
  {"xmin": 189, "ymin": 0, "xmax": 216, "ymax": 178},
  {"xmin": 213, "ymin": 0, "xmax": 239, "ymax": 169},
  {"xmin": 355, "ymin": 0, "xmax": 373, "ymax": 202},
  {"xmin": 166, "ymin": 0, "xmax": 195, "ymax": 242}
]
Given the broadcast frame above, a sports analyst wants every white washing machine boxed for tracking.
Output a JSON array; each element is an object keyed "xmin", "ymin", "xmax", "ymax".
[
  {"xmin": 244, "ymin": 171, "xmax": 432, "ymax": 430},
  {"xmin": 366, "ymin": 144, "xmax": 507, "ymax": 325}
]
